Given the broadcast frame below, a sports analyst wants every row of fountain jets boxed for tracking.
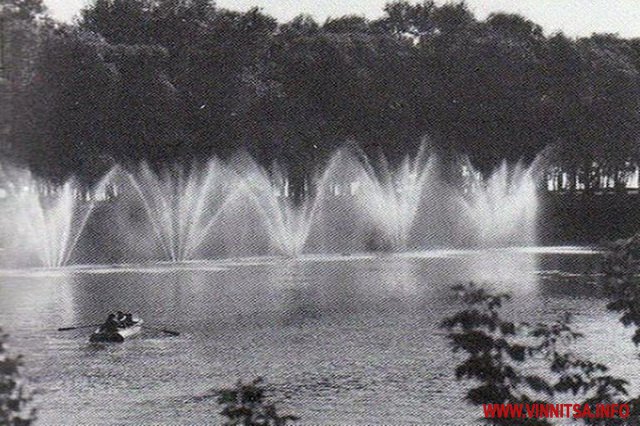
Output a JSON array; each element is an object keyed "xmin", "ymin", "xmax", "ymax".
[{"xmin": 0, "ymin": 147, "xmax": 539, "ymax": 268}]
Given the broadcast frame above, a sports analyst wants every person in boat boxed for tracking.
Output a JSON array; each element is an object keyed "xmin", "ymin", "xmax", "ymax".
[
  {"xmin": 123, "ymin": 313, "xmax": 135, "ymax": 327},
  {"xmin": 101, "ymin": 313, "xmax": 120, "ymax": 333},
  {"xmin": 116, "ymin": 311, "xmax": 126, "ymax": 326}
]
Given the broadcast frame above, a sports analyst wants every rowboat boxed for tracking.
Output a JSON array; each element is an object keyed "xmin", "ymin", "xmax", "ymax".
[{"xmin": 89, "ymin": 319, "xmax": 144, "ymax": 343}]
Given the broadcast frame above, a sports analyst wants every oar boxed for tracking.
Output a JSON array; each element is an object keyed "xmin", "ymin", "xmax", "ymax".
[
  {"xmin": 142, "ymin": 325, "xmax": 180, "ymax": 336},
  {"xmin": 57, "ymin": 324, "xmax": 101, "ymax": 331}
]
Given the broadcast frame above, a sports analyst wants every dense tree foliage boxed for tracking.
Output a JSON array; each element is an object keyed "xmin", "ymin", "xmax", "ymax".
[
  {"xmin": 4, "ymin": 0, "xmax": 640, "ymax": 186},
  {"xmin": 0, "ymin": 0, "xmax": 48, "ymax": 163}
]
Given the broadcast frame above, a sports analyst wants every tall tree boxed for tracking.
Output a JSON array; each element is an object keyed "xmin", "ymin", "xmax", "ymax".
[
  {"xmin": 11, "ymin": 28, "xmax": 118, "ymax": 181},
  {"xmin": 0, "ymin": 0, "xmax": 46, "ymax": 160}
]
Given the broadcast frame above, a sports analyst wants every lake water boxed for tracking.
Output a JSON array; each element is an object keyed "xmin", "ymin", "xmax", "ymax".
[{"xmin": 1, "ymin": 247, "xmax": 638, "ymax": 424}]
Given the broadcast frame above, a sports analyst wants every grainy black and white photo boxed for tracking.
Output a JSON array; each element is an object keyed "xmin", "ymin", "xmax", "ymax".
[{"xmin": 2, "ymin": 0, "xmax": 640, "ymax": 424}]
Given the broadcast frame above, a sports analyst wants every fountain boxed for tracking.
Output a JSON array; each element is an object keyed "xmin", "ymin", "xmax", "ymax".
[
  {"xmin": 459, "ymin": 160, "xmax": 539, "ymax": 247},
  {"xmin": 0, "ymin": 165, "xmax": 114, "ymax": 268},
  {"xmin": 0, "ymin": 145, "xmax": 542, "ymax": 267},
  {"xmin": 225, "ymin": 154, "xmax": 318, "ymax": 256},
  {"xmin": 120, "ymin": 159, "xmax": 233, "ymax": 261},
  {"xmin": 352, "ymin": 146, "xmax": 437, "ymax": 250}
]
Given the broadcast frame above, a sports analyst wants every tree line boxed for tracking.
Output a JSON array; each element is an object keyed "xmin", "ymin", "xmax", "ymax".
[{"xmin": 2, "ymin": 0, "xmax": 640, "ymax": 192}]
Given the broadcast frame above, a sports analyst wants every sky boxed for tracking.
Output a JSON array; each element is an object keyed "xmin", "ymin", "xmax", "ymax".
[{"xmin": 43, "ymin": 0, "xmax": 640, "ymax": 39}]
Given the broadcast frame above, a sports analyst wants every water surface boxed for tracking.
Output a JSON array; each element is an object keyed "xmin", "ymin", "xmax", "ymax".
[{"xmin": 0, "ymin": 247, "xmax": 636, "ymax": 424}]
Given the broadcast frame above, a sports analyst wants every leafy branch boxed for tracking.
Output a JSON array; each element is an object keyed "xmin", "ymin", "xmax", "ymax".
[
  {"xmin": 217, "ymin": 377, "xmax": 298, "ymax": 426},
  {"xmin": 442, "ymin": 283, "xmax": 629, "ymax": 425}
]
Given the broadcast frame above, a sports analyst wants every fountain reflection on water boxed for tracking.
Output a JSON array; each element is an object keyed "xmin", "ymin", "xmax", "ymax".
[{"xmin": 0, "ymin": 146, "xmax": 541, "ymax": 267}]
